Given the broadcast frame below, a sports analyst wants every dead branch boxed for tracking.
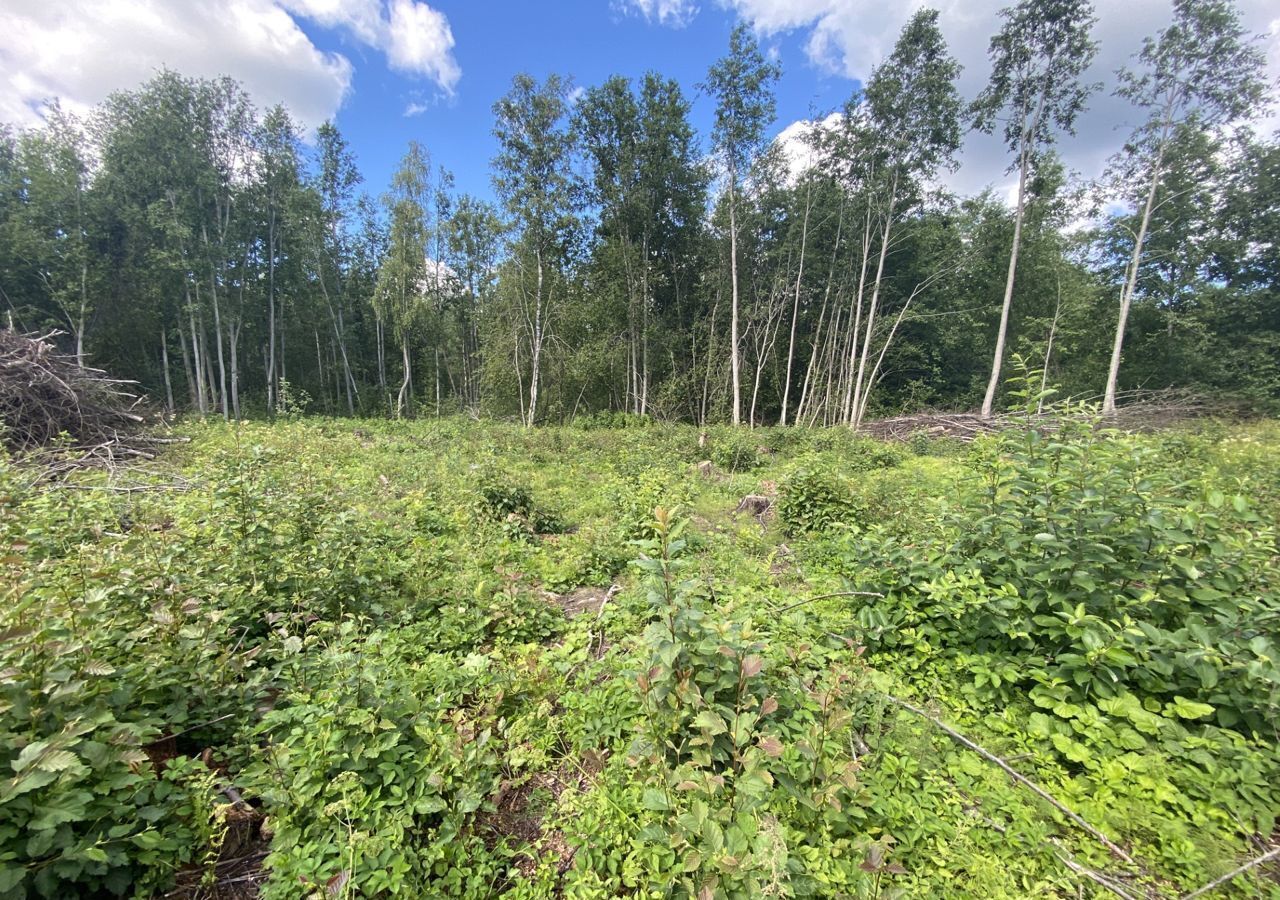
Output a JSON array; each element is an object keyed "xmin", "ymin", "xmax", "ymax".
[
  {"xmin": 885, "ymin": 694, "xmax": 1137, "ymax": 868},
  {"xmin": 1051, "ymin": 841, "xmax": 1141, "ymax": 900},
  {"xmin": 859, "ymin": 389, "xmax": 1213, "ymax": 443},
  {"xmin": 1181, "ymin": 845, "xmax": 1280, "ymax": 899},
  {"xmin": 1, "ymin": 330, "xmax": 177, "ymax": 481},
  {"xmin": 772, "ymin": 590, "xmax": 884, "ymax": 615}
]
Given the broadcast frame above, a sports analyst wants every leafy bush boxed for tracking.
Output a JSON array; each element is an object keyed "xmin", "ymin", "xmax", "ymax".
[
  {"xmin": 707, "ymin": 429, "xmax": 763, "ymax": 473},
  {"xmin": 0, "ymin": 595, "xmax": 217, "ymax": 898},
  {"xmin": 244, "ymin": 624, "xmax": 504, "ymax": 897},
  {"xmin": 840, "ymin": 382, "xmax": 1280, "ymax": 735},
  {"xmin": 626, "ymin": 509, "xmax": 872, "ymax": 897},
  {"xmin": 473, "ymin": 471, "xmax": 565, "ymax": 540},
  {"xmin": 776, "ymin": 466, "xmax": 855, "ymax": 534},
  {"xmin": 572, "ymin": 411, "xmax": 654, "ymax": 430}
]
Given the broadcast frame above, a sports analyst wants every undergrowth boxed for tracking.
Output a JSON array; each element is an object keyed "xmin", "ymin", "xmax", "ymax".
[{"xmin": 1, "ymin": 408, "xmax": 1278, "ymax": 898}]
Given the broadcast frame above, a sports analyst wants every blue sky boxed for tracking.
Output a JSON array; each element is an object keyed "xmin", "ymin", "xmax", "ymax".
[
  {"xmin": 294, "ymin": 1, "xmax": 854, "ymax": 205},
  {"xmin": 3, "ymin": 0, "xmax": 1278, "ymax": 206}
]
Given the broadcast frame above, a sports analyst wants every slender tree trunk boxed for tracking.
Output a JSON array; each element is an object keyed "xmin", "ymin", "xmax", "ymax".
[
  {"xmin": 178, "ymin": 319, "xmax": 197, "ymax": 410},
  {"xmin": 701, "ymin": 296, "xmax": 720, "ymax": 427},
  {"xmin": 188, "ymin": 297, "xmax": 207, "ymax": 415},
  {"xmin": 375, "ymin": 314, "xmax": 387, "ymax": 400},
  {"xmin": 526, "ymin": 249, "xmax": 545, "ymax": 427},
  {"xmin": 641, "ymin": 236, "xmax": 650, "ymax": 416},
  {"xmin": 75, "ymin": 261, "xmax": 87, "ymax": 367},
  {"xmin": 201, "ymin": 322, "xmax": 218, "ymax": 413},
  {"xmin": 1039, "ymin": 274, "xmax": 1062, "ymax": 414},
  {"xmin": 982, "ymin": 96, "xmax": 1044, "ymax": 418},
  {"xmin": 780, "ymin": 183, "xmax": 812, "ymax": 426},
  {"xmin": 397, "ymin": 339, "xmax": 412, "ymax": 418},
  {"xmin": 843, "ymin": 206, "xmax": 875, "ymax": 423},
  {"xmin": 161, "ymin": 327, "xmax": 175, "ymax": 415},
  {"xmin": 229, "ymin": 319, "xmax": 241, "ymax": 421},
  {"xmin": 1104, "ymin": 123, "xmax": 1170, "ymax": 414},
  {"xmin": 852, "ymin": 185, "xmax": 897, "ymax": 429},
  {"xmin": 728, "ymin": 174, "xmax": 742, "ymax": 425},
  {"xmin": 514, "ymin": 335, "xmax": 527, "ymax": 424},
  {"xmin": 267, "ymin": 206, "xmax": 277, "ymax": 415},
  {"xmin": 314, "ymin": 328, "xmax": 324, "ymax": 408}
]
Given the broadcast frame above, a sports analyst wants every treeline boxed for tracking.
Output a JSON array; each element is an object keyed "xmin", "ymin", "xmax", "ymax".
[{"xmin": 0, "ymin": 0, "xmax": 1276, "ymax": 425}]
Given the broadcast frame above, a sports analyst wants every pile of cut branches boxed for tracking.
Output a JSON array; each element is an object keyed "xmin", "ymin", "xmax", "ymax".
[
  {"xmin": 861, "ymin": 389, "xmax": 1213, "ymax": 443},
  {"xmin": 0, "ymin": 330, "xmax": 169, "ymax": 472}
]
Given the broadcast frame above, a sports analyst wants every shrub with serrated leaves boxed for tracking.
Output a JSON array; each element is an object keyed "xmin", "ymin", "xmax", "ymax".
[
  {"xmin": 777, "ymin": 467, "xmax": 855, "ymax": 534},
  {"xmin": 0, "ymin": 595, "xmax": 214, "ymax": 898},
  {"xmin": 627, "ymin": 508, "xmax": 873, "ymax": 898},
  {"xmin": 707, "ymin": 429, "xmax": 763, "ymax": 473},
  {"xmin": 243, "ymin": 622, "xmax": 505, "ymax": 897},
  {"xmin": 839, "ymin": 372, "xmax": 1280, "ymax": 735}
]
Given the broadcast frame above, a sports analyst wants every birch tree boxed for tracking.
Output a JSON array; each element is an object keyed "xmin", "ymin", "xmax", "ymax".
[
  {"xmin": 973, "ymin": 0, "xmax": 1098, "ymax": 417},
  {"xmin": 848, "ymin": 8, "xmax": 963, "ymax": 428},
  {"xmin": 376, "ymin": 142, "xmax": 430, "ymax": 418},
  {"xmin": 492, "ymin": 74, "xmax": 578, "ymax": 426},
  {"xmin": 7, "ymin": 108, "xmax": 97, "ymax": 365},
  {"xmin": 1101, "ymin": 0, "xmax": 1267, "ymax": 412},
  {"xmin": 704, "ymin": 25, "xmax": 780, "ymax": 425}
]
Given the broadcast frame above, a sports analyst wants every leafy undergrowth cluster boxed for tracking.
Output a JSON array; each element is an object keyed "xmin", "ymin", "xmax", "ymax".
[{"xmin": 1, "ymin": 410, "xmax": 1278, "ymax": 898}]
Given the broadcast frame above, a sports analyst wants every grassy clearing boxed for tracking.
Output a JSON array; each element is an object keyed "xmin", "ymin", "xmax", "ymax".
[{"xmin": 2, "ymin": 415, "xmax": 1278, "ymax": 898}]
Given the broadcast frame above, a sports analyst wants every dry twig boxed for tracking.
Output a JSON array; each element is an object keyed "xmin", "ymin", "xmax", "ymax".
[
  {"xmin": 1180, "ymin": 845, "xmax": 1280, "ymax": 899},
  {"xmin": 885, "ymin": 695, "xmax": 1136, "ymax": 868}
]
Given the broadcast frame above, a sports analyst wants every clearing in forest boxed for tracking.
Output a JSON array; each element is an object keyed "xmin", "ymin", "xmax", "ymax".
[{"xmin": 2, "ymin": 411, "xmax": 1279, "ymax": 898}]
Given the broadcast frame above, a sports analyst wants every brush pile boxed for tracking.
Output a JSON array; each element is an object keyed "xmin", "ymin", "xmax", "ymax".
[
  {"xmin": 861, "ymin": 389, "xmax": 1213, "ymax": 443},
  {"xmin": 0, "ymin": 329, "xmax": 153, "ymax": 459}
]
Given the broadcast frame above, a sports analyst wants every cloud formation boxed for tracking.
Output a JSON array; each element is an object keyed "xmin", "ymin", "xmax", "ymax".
[
  {"xmin": 0, "ymin": 0, "xmax": 460, "ymax": 129},
  {"xmin": 651, "ymin": 0, "xmax": 1277, "ymax": 196},
  {"xmin": 728, "ymin": 0, "xmax": 1280, "ymax": 195},
  {"xmin": 616, "ymin": 0, "xmax": 700, "ymax": 29}
]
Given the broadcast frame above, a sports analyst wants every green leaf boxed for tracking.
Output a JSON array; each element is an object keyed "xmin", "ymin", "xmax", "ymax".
[
  {"xmin": 641, "ymin": 788, "xmax": 670, "ymax": 811},
  {"xmin": 1168, "ymin": 697, "xmax": 1214, "ymax": 720}
]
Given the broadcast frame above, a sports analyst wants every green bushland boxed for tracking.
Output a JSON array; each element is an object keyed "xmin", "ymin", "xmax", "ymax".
[{"xmin": 1, "ymin": 411, "xmax": 1278, "ymax": 898}]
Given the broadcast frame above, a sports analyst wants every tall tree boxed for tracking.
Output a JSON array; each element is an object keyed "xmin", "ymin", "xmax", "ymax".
[
  {"xmin": 972, "ymin": 0, "xmax": 1098, "ymax": 416},
  {"xmin": 491, "ymin": 73, "xmax": 578, "ymax": 426},
  {"xmin": 376, "ymin": 142, "xmax": 430, "ymax": 418},
  {"xmin": 446, "ymin": 194, "xmax": 502, "ymax": 411},
  {"xmin": 848, "ymin": 8, "xmax": 963, "ymax": 428},
  {"xmin": 1100, "ymin": 0, "xmax": 1267, "ymax": 412},
  {"xmin": 6, "ymin": 107, "xmax": 98, "ymax": 365},
  {"xmin": 576, "ymin": 72, "xmax": 707, "ymax": 415},
  {"xmin": 704, "ymin": 25, "xmax": 780, "ymax": 425},
  {"xmin": 256, "ymin": 106, "xmax": 303, "ymax": 416}
]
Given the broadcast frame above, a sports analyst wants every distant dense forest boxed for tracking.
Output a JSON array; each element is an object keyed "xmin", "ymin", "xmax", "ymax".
[{"xmin": 0, "ymin": 0, "xmax": 1276, "ymax": 425}]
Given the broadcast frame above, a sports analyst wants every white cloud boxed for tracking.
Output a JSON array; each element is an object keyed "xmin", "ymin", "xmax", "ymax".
[
  {"xmin": 726, "ymin": 0, "xmax": 1280, "ymax": 199},
  {"xmin": 568, "ymin": 85, "xmax": 587, "ymax": 105},
  {"xmin": 404, "ymin": 100, "xmax": 429, "ymax": 117},
  {"xmin": 385, "ymin": 0, "xmax": 460, "ymax": 89},
  {"xmin": 773, "ymin": 112, "xmax": 839, "ymax": 181},
  {"xmin": 616, "ymin": 0, "xmax": 700, "ymax": 29},
  {"xmin": 0, "ymin": 0, "xmax": 461, "ymax": 130}
]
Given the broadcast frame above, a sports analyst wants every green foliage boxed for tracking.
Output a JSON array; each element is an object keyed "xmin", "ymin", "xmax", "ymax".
[
  {"xmin": 777, "ymin": 466, "xmax": 853, "ymax": 534},
  {"xmin": 835, "ymin": 374, "xmax": 1280, "ymax": 736},
  {"xmin": 244, "ymin": 623, "xmax": 504, "ymax": 897},
  {"xmin": 5, "ymin": 418, "xmax": 1279, "ymax": 899},
  {"xmin": 626, "ymin": 508, "xmax": 874, "ymax": 897},
  {"xmin": 707, "ymin": 429, "xmax": 763, "ymax": 473}
]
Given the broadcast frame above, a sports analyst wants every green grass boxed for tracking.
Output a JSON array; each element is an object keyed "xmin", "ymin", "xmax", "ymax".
[{"xmin": 2, "ymin": 417, "xmax": 1278, "ymax": 898}]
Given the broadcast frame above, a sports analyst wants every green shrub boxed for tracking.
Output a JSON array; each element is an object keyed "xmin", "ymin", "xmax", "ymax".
[
  {"xmin": 707, "ymin": 429, "xmax": 763, "ymax": 473},
  {"xmin": 626, "ymin": 509, "xmax": 873, "ymax": 897},
  {"xmin": 0, "ymin": 599, "xmax": 213, "ymax": 898},
  {"xmin": 244, "ymin": 625, "xmax": 503, "ymax": 897},
  {"xmin": 777, "ymin": 467, "xmax": 855, "ymax": 534},
  {"xmin": 840, "ymin": 382, "xmax": 1280, "ymax": 735}
]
